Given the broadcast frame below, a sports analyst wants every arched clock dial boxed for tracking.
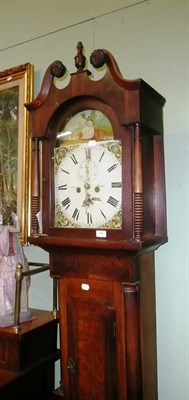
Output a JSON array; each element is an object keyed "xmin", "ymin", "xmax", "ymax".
[{"xmin": 54, "ymin": 140, "xmax": 122, "ymax": 229}]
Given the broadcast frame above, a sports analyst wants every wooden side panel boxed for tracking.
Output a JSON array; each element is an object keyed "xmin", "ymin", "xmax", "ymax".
[
  {"xmin": 154, "ymin": 135, "xmax": 167, "ymax": 236},
  {"xmin": 123, "ymin": 282, "xmax": 142, "ymax": 400},
  {"xmin": 138, "ymin": 252, "xmax": 158, "ymax": 400}
]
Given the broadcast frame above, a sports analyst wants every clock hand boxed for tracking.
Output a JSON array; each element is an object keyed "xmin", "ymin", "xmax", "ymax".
[
  {"xmin": 81, "ymin": 147, "xmax": 102, "ymax": 207},
  {"xmin": 85, "ymin": 147, "xmax": 91, "ymax": 161},
  {"xmin": 82, "ymin": 148, "xmax": 92, "ymax": 193}
]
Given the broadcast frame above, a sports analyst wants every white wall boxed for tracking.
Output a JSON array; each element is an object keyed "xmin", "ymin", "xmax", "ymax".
[{"xmin": 0, "ymin": 1, "xmax": 188, "ymax": 398}]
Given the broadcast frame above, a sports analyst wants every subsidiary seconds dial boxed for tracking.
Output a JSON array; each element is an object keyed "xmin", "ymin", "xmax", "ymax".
[{"xmin": 54, "ymin": 140, "xmax": 122, "ymax": 229}]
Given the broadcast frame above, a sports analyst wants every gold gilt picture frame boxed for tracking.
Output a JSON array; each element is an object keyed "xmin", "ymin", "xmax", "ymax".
[{"xmin": 0, "ymin": 63, "xmax": 34, "ymax": 244}]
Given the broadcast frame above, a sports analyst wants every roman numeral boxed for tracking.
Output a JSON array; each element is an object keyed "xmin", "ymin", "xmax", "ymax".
[
  {"xmin": 87, "ymin": 212, "xmax": 93, "ymax": 225},
  {"xmin": 99, "ymin": 151, "xmax": 105, "ymax": 162},
  {"xmin": 61, "ymin": 197, "xmax": 71, "ymax": 209},
  {"xmin": 61, "ymin": 169, "xmax": 69, "ymax": 174},
  {"xmin": 107, "ymin": 196, "xmax": 118, "ymax": 207},
  {"xmin": 107, "ymin": 163, "xmax": 117, "ymax": 173},
  {"xmin": 72, "ymin": 208, "xmax": 80, "ymax": 221},
  {"xmin": 100, "ymin": 210, "xmax": 107, "ymax": 219},
  {"xmin": 70, "ymin": 154, "xmax": 78, "ymax": 165},
  {"xmin": 58, "ymin": 184, "xmax": 67, "ymax": 190},
  {"xmin": 111, "ymin": 182, "xmax": 122, "ymax": 188}
]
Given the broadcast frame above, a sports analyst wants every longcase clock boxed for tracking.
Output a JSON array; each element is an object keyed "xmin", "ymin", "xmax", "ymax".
[{"xmin": 25, "ymin": 42, "xmax": 167, "ymax": 400}]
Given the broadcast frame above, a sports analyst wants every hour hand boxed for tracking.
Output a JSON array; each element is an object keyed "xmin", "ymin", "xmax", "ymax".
[{"xmin": 85, "ymin": 148, "xmax": 91, "ymax": 160}]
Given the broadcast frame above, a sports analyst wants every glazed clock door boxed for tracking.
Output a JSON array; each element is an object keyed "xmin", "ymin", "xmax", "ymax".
[
  {"xmin": 60, "ymin": 278, "xmax": 118, "ymax": 400},
  {"xmin": 51, "ymin": 108, "xmax": 124, "ymax": 235},
  {"xmin": 54, "ymin": 139, "xmax": 122, "ymax": 230}
]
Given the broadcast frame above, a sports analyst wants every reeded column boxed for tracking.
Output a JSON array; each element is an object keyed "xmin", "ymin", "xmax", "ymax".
[
  {"xmin": 31, "ymin": 138, "xmax": 40, "ymax": 235},
  {"xmin": 133, "ymin": 123, "xmax": 143, "ymax": 240}
]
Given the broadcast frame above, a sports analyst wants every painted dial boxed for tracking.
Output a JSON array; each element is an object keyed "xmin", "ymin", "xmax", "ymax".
[{"xmin": 54, "ymin": 140, "xmax": 122, "ymax": 229}]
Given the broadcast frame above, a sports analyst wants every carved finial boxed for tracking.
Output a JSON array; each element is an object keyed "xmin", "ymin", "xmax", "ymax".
[
  {"xmin": 50, "ymin": 60, "xmax": 66, "ymax": 78},
  {"xmin": 90, "ymin": 49, "xmax": 107, "ymax": 69},
  {"xmin": 74, "ymin": 42, "xmax": 86, "ymax": 72}
]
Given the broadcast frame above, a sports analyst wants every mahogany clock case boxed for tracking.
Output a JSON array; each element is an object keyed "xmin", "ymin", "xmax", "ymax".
[
  {"xmin": 25, "ymin": 43, "xmax": 167, "ymax": 400},
  {"xmin": 25, "ymin": 42, "xmax": 167, "ymax": 249}
]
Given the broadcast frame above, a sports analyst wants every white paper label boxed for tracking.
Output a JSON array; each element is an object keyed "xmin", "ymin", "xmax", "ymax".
[
  {"xmin": 81, "ymin": 283, "xmax": 90, "ymax": 291},
  {"xmin": 96, "ymin": 230, "xmax": 107, "ymax": 238}
]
